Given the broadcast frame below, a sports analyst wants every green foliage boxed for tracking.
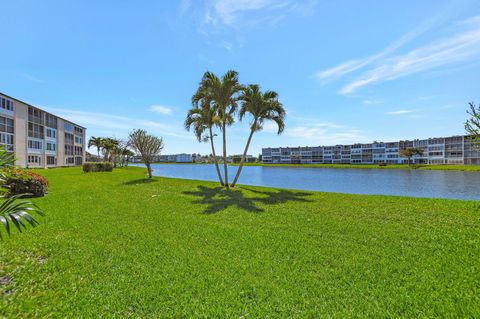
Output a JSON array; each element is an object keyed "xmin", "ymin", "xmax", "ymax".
[
  {"xmin": 3, "ymin": 167, "xmax": 49, "ymax": 197},
  {"xmin": 0, "ymin": 167, "xmax": 478, "ymax": 317},
  {"xmin": 0, "ymin": 146, "xmax": 44, "ymax": 238},
  {"xmin": 465, "ymin": 102, "xmax": 480, "ymax": 144},
  {"xmin": 82, "ymin": 162, "xmax": 114, "ymax": 173},
  {"xmin": 128, "ymin": 129, "xmax": 164, "ymax": 178}
]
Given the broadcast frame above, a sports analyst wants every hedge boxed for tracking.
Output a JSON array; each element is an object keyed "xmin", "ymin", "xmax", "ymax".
[{"xmin": 82, "ymin": 162, "xmax": 114, "ymax": 173}]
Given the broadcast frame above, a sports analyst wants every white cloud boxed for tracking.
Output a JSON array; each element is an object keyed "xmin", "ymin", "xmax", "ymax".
[
  {"xmin": 363, "ymin": 99, "xmax": 383, "ymax": 105},
  {"xmin": 20, "ymin": 73, "xmax": 44, "ymax": 84},
  {"xmin": 315, "ymin": 10, "xmax": 448, "ymax": 82},
  {"xmin": 338, "ymin": 16, "xmax": 480, "ymax": 94},
  {"xmin": 149, "ymin": 105, "xmax": 173, "ymax": 115},
  {"xmin": 386, "ymin": 109, "xmax": 415, "ymax": 115},
  {"xmin": 341, "ymin": 33, "xmax": 480, "ymax": 94},
  {"xmin": 42, "ymin": 106, "xmax": 189, "ymax": 139}
]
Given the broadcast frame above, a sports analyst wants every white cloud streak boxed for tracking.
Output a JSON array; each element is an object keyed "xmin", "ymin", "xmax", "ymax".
[
  {"xmin": 386, "ymin": 109, "xmax": 415, "ymax": 115},
  {"xmin": 42, "ymin": 107, "xmax": 189, "ymax": 139},
  {"xmin": 315, "ymin": 14, "xmax": 480, "ymax": 94},
  {"xmin": 149, "ymin": 105, "xmax": 173, "ymax": 115}
]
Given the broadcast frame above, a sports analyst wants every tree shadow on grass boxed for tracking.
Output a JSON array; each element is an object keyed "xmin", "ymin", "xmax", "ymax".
[
  {"xmin": 123, "ymin": 178, "xmax": 158, "ymax": 186},
  {"xmin": 183, "ymin": 185, "xmax": 313, "ymax": 214}
]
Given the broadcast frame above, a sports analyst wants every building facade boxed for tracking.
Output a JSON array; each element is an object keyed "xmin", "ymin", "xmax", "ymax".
[
  {"xmin": 0, "ymin": 93, "xmax": 86, "ymax": 168},
  {"xmin": 159, "ymin": 153, "xmax": 193, "ymax": 163},
  {"xmin": 262, "ymin": 135, "xmax": 480, "ymax": 165}
]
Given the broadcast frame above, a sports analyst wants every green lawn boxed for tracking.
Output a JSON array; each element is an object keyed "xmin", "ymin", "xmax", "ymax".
[
  {"xmin": 238, "ymin": 162, "xmax": 480, "ymax": 171},
  {"xmin": 1, "ymin": 167, "xmax": 479, "ymax": 317}
]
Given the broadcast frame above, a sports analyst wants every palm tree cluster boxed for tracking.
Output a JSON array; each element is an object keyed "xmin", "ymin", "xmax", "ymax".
[
  {"xmin": 185, "ymin": 70, "xmax": 285, "ymax": 189},
  {"xmin": 88, "ymin": 136, "xmax": 135, "ymax": 167}
]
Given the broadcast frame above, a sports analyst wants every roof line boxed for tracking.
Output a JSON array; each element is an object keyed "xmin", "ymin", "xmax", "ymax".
[{"xmin": 0, "ymin": 91, "xmax": 87, "ymax": 129}]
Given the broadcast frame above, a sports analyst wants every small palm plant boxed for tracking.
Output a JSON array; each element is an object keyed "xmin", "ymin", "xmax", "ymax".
[{"xmin": 0, "ymin": 147, "xmax": 44, "ymax": 238}]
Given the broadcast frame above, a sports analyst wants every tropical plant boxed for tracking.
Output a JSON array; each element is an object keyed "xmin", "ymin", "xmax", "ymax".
[
  {"xmin": 465, "ymin": 102, "xmax": 480, "ymax": 145},
  {"xmin": 185, "ymin": 96, "xmax": 224, "ymax": 186},
  {"xmin": 399, "ymin": 148, "xmax": 424, "ymax": 166},
  {"xmin": 122, "ymin": 149, "xmax": 135, "ymax": 166},
  {"xmin": 0, "ymin": 147, "xmax": 44, "ymax": 238},
  {"xmin": 128, "ymin": 129, "xmax": 164, "ymax": 178},
  {"xmin": 88, "ymin": 136, "xmax": 104, "ymax": 159},
  {"xmin": 192, "ymin": 70, "xmax": 243, "ymax": 189},
  {"xmin": 231, "ymin": 84, "xmax": 285, "ymax": 187},
  {"xmin": 101, "ymin": 138, "xmax": 119, "ymax": 162}
]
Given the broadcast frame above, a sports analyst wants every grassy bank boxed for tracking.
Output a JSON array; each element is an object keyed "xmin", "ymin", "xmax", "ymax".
[
  {"xmin": 0, "ymin": 167, "xmax": 479, "ymax": 317},
  {"xmin": 235, "ymin": 162, "xmax": 480, "ymax": 171}
]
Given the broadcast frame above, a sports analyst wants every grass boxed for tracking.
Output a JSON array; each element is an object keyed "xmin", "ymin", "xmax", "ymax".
[
  {"xmin": 237, "ymin": 162, "xmax": 480, "ymax": 171},
  {"xmin": 0, "ymin": 167, "xmax": 479, "ymax": 317}
]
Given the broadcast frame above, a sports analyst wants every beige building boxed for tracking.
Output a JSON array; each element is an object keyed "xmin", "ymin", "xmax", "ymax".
[{"xmin": 0, "ymin": 92, "xmax": 86, "ymax": 168}]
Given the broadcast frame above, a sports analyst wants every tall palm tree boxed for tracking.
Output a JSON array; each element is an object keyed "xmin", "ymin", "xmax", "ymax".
[
  {"xmin": 185, "ymin": 98, "xmax": 224, "ymax": 186},
  {"xmin": 231, "ymin": 84, "xmax": 285, "ymax": 187},
  {"xmin": 194, "ymin": 70, "xmax": 243, "ymax": 189},
  {"xmin": 88, "ymin": 136, "xmax": 104, "ymax": 160},
  {"xmin": 101, "ymin": 138, "xmax": 119, "ymax": 162}
]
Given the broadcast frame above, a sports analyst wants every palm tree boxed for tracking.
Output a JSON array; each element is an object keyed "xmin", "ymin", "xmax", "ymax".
[
  {"xmin": 122, "ymin": 149, "xmax": 135, "ymax": 166},
  {"xmin": 231, "ymin": 84, "xmax": 285, "ymax": 187},
  {"xmin": 101, "ymin": 138, "xmax": 119, "ymax": 162},
  {"xmin": 194, "ymin": 70, "xmax": 243, "ymax": 189},
  {"xmin": 88, "ymin": 136, "xmax": 104, "ymax": 160},
  {"xmin": 185, "ymin": 97, "xmax": 224, "ymax": 186}
]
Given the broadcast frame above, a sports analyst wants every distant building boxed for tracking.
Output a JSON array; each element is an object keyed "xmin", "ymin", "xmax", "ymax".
[
  {"xmin": 262, "ymin": 135, "xmax": 480, "ymax": 165},
  {"xmin": 159, "ymin": 153, "xmax": 193, "ymax": 163}
]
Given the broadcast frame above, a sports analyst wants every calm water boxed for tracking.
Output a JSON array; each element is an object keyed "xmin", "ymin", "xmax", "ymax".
[{"xmin": 138, "ymin": 163, "xmax": 480, "ymax": 200}]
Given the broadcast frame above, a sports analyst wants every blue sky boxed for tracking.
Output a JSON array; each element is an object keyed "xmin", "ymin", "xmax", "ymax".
[{"xmin": 1, "ymin": 0, "xmax": 480, "ymax": 155}]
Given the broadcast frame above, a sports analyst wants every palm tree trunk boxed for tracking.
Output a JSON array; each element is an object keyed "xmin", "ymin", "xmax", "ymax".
[
  {"xmin": 209, "ymin": 127, "xmax": 224, "ymax": 186},
  {"xmin": 222, "ymin": 122, "xmax": 229, "ymax": 190},
  {"xmin": 231, "ymin": 128, "xmax": 254, "ymax": 187}
]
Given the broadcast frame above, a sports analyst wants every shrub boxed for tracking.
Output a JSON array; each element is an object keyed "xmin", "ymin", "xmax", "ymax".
[
  {"xmin": 3, "ymin": 167, "xmax": 49, "ymax": 197},
  {"xmin": 378, "ymin": 163, "xmax": 387, "ymax": 167},
  {"xmin": 83, "ymin": 162, "xmax": 114, "ymax": 173}
]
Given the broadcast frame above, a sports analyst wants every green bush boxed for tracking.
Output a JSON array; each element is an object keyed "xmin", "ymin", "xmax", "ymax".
[
  {"xmin": 82, "ymin": 162, "xmax": 114, "ymax": 173},
  {"xmin": 3, "ymin": 167, "xmax": 49, "ymax": 197}
]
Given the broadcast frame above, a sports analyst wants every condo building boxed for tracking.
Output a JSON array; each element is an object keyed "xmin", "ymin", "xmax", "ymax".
[
  {"xmin": 262, "ymin": 135, "xmax": 480, "ymax": 165},
  {"xmin": 0, "ymin": 93, "xmax": 86, "ymax": 168}
]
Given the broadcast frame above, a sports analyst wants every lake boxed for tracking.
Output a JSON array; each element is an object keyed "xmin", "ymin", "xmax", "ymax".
[{"xmin": 138, "ymin": 163, "xmax": 480, "ymax": 200}]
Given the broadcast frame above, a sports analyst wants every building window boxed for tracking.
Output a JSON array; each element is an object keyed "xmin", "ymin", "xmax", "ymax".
[
  {"xmin": 74, "ymin": 126, "xmax": 83, "ymax": 135},
  {"xmin": 46, "ymin": 128, "xmax": 56, "ymax": 139},
  {"xmin": 28, "ymin": 107, "xmax": 44, "ymax": 125},
  {"xmin": 28, "ymin": 155, "xmax": 41, "ymax": 164},
  {"xmin": 66, "ymin": 157, "xmax": 74, "ymax": 164},
  {"xmin": 46, "ymin": 142, "xmax": 56, "ymax": 151},
  {"xmin": 0, "ymin": 132, "xmax": 14, "ymax": 152},
  {"xmin": 74, "ymin": 146, "xmax": 83, "ymax": 155},
  {"xmin": 28, "ymin": 123, "xmax": 44, "ymax": 139},
  {"xmin": 47, "ymin": 156, "xmax": 56, "ymax": 165},
  {"xmin": 28, "ymin": 140, "xmax": 43, "ymax": 150},
  {"xmin": 0, "ymin": 116, "xmax": 14, "ymax": 134},
  {"xmin": 45, "ymin": 113, "xmax": 58, "ymax": 129},
  {"xmin": 75, "ymin": 136, "xmax": 82, "ymax": 144},
  {"xmin": 0, "ymin": 97, "xmax": 14, "ymax": 111},
  {"xmin": 64, "ymin": 122, "xmax": 74, "ymax": 132}
]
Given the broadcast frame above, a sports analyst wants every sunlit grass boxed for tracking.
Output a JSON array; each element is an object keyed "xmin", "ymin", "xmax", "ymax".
[{"xmin": 0, "ymin": 167, "xmax": 479, "ymax": 317}]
